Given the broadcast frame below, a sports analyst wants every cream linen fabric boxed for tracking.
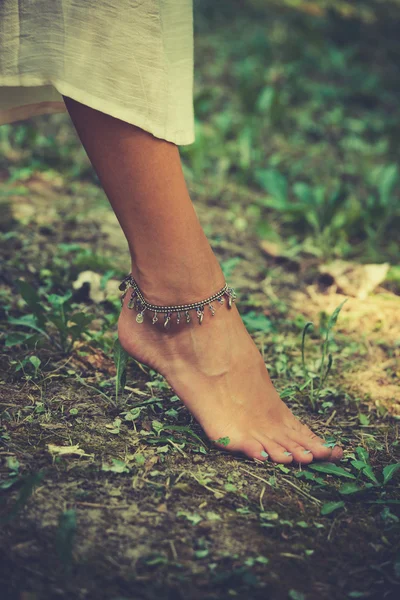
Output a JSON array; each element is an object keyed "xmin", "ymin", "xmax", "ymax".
[{"xmin": 0, "ymin": 0, "xmax": 195, "ymax": 145}]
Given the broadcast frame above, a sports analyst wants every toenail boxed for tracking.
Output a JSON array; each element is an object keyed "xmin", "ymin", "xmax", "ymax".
[
  {"xmin": 261, "ymin": 451, "xmax": 269, "ymax": 458},
  {"xmin": 283, "ymin": 451, "xmax": 292, "ymax": 456},
  {"xmin": 303, "ymin": 450, "xmax": 312, "ymax": 454}
]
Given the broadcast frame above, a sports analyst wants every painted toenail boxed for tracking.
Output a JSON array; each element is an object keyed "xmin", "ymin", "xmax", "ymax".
[
  {"xmin": 260, "ymin": 451, "xmax": 269, "ymax": 458},
  {"xmin": 303, "ymin": 450, "xmax": 311, "ymax": 454},
  {"xmin": 283, "ymin": 451, "xmax": 292, "ymax": 456}
]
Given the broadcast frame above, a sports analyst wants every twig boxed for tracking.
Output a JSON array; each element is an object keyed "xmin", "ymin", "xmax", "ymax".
[
  {"xmin": 75, "ymin": 501, "xmax": 130, "ymax": 509},
  {"xmin": 325, "ymin": 409, "xmax": 337, "ymax": 426},
  {"xmin": 281, "ymin": 477, "xmax": 321, "ymax": 505},
  {"xmin": 169, "ymin": 540, "xmax": 178, "ymax": 561},
  {"xmin": 259, "ymin": 486, "xmax": 266, "ymax": 512},
  {"xmin": 239, "ymin": 467, "xmax": 274, "ymax": 488}
]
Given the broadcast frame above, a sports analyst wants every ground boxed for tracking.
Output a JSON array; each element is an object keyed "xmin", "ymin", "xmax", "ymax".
[{"xmin": 0, "ymin": 172, "xmax": 399, "ymax": 600}]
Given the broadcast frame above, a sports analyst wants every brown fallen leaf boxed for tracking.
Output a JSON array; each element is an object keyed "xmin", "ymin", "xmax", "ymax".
[
  {"xmin": 72, "ymin": 343, "xmax": 116, "ymax": 375},
  {"xmin": 318, "ymin": 260, "xmax": 390, "ymax": 299}
]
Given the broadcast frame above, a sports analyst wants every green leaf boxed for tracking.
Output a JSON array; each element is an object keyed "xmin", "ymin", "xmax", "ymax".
[
  {"xmin": 308, "ymin": 463, "xmax": 356, "ymax": 479},
  {"xmin": 358, "ymin": 413, "xmax": 370, "ymax": 426},
  {"xmin": 320, "ymin": 501, "xmax": 345, "ymax": 515},
  {"xmin": 29, "ymin": 356, "xmax": 41, "ymax": 371},
  {"xmin": 1, "ymin": 470, "xmax": 46, "ymax": 524},
  {"xmin": 288, "ymin": 590, "xmax": 306, "ymax": 600},
  {"xmin": 382, "ymin": 463, "xmax": 400, "ymax": 485},
  {"xmin": 176, "ymin": 511, "xmax": 202, "ymax": 525},
  {"xmin": 255, "ymin": 168, "xmax": 288, "ymax": 202},
  {"xmin": 242, "ymin": 311, "xmax": 274, "ymax": 333},
  {"xmin": 7, "ymin": 315, "xmax": 47, "ymax": 336},
  {"xmin": 16, "ymin": 280, "xmax": 47, "ymax": 328},
  {"xmin": 350, "ymin": 460, "xmax": 367, "ymax": 471},
  {"xmin": 101, "ymin": 459, "xmax": 130, "ymax": 474},
  {"xmin": 356, "ymin": 447, "xmax": 370, "ymax": 462},
  {"xmin": 4, "ymin": 332, "xmax": 33, "ymax": 347},
  {"xmin": 224, "ymin": 483, "xmax": 237, "ymax": 492},
  {"xmin": 56, "ymin": 509, "xmax": 77, "ymax": 566},
  {"xmin": 194, "ymin": 549, "xmax": 209, "ymax": 559},
  {"xmin": 113, "ymin": 339, "xmax": 128, "ymax": 399},
  {"xmin": 47, "ymin": 291, "xmax": 72, "ymax": 307},
  {"xmin": 326, "ymin": 299, "xmax": 347, "ymax": 331},
  {"xmin": 215, "ymin": 436, "xmax": 230, "ymax": 447},
  {"xmin": 0, "ymin": 478, "xmax": 19, "ymax": 490},
  {"xmin": 361, "ymin": 464, "xmax": 379, "ymax": 485},
  {"xmin": 339, "ymin": 482, "xmax": 364, "ymax": 495}
]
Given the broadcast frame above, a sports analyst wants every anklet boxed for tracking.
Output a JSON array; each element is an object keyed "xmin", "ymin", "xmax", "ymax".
[{"xmin": 119, "ymin": 273, "xmax": 237, "ymax": 327}]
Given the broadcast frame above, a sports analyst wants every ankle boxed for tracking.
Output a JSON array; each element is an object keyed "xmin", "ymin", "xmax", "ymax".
[{"xmin": 129, "ymin": 254, "xmax": 226, "ymax": 306}]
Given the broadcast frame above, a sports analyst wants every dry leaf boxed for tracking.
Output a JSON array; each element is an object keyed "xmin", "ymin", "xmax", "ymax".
[
  {"xmin": 259, "ymin": 239, "xmax": 283, "ymax": 258},
  {"xmin": 73, "ymin": 343, "xmax": 116, "ymax": 375},
  {"xmin": 319, "ymin": 260, "xmax": 390, "ymax": 299},
  {"xmin": 72, "ymin": 270, "xmax": 120, "ymax": 303},
  {"xmin": 47, "ymin": 443, "xmax": 92, "ymax": 458}
]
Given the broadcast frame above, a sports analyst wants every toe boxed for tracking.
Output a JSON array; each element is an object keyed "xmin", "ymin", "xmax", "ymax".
[
  {"xmin": 290, "ymin": 425, "xmax": 335, "ymax": 461},
  {"xmin": 240, "ymin": 439, "xmax": 269, "ymax": 461},
  {"xmin": 331, "ymin": 444, "xmax": 344, "ymax": 461},
  {"xmin": 281, "ymin": 439, "xmax": 314, "ymax": 464},
  {"xmin": 258, "ymin": 437, "xmax": 294, "ymax": 464}
]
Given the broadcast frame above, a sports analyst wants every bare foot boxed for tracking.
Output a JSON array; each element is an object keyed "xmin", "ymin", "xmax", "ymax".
[{"xmin": 118, "ymin": 282, "xmax": 343, "ymax": 465}]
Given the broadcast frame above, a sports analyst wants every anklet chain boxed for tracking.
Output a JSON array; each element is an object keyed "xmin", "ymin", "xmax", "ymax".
[{"xmin": 119, "ymin": 273, "xmax": 237, "ymax": 327}]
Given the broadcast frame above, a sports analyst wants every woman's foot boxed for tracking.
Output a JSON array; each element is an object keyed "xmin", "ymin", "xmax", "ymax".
[{"xmin": 118, "ymin": 277, "xmax": 343, "ymax": 465}]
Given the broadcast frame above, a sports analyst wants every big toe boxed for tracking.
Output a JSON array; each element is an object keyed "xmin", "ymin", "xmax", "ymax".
[{"xmin": 291, "ymin": 426, "xmax": 342, "ymax": 462}]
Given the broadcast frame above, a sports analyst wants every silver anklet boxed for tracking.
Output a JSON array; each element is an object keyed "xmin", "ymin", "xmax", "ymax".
[{"xmin": 119, "ymin": 273, "xmax": 237, "ymax": 327}]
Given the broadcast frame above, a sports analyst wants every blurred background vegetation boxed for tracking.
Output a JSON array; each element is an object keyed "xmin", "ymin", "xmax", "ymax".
[{"xmin": 1, "ymin": 0, "xmax": 400, "ymax": 265}]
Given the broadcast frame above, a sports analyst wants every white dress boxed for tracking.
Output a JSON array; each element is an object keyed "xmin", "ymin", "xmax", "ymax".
[{"xmin": 0, "ymin": 0, "xmax": 195, "ymax": 145}]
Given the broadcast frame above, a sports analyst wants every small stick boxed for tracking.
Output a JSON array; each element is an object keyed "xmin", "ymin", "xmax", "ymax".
[
  {"xmin": 325, "ymin": 409, "xmax": 337, "ymax": 426},
  {"xmin": 259, "ymin": 485, "xmax": 266, "ymax": 512},
  {"xmin": 169, "ymin": 540, "xmax": 178, "ymax": 561},
  {"xmin": 75, "ymin": 501, "xmax": 130, "ymax": 509},
  {"xmin": 281, "ymin": 477, "xmax": 321, "ymax": 505}
]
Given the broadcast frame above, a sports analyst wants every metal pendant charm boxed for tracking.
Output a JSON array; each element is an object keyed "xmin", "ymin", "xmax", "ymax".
[
  {"xmin": 226, "ymin": 288, "xmax": 236, "ymax": 309},
  {"xmin": 217, "ymin": 297, "xmax": 225, "ymax": 304},
  {"xmin": 152, "ymin": 312, "xmax": 158, "ymax": 325},
  {"xmin": 120, "ymin": 289, "xmax": 128, "ymax": 306},
  {"xmin": 164, "ymin": 313, "xmax": 171, "ymax": 328},
  {"xmin": 208, "ymin": 303, "xmax": 215, "ymax": 316},
  {"xmin": 118, "ymin": 276, "xmax": 130, "ymax": 292},
  {"xmin": 197, "ymin": 307, "xmax": 204, "ymax": 324},
  {"xmin": 185, "ymin": 311, "xmax": 191, "ymax": 324},
  {"xmin": 176, "ymin": 311, "xmax": 181, "ymax": 325},
  {"xmin": 136, "ymin": 311, "xmax": 145, "ymax": 324},
  {"xmin": 128, "ymin": 292, "xmax": 136, "ymax": 309}
]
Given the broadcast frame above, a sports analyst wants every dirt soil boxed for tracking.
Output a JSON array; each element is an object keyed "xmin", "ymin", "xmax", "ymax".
[{"xmin": 0, "ymin": 173, "xmax": 399, "ymax": 600}]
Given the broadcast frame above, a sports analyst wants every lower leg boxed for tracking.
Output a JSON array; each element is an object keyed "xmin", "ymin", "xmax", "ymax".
[
  {"xmin": 63, "ymin": 96, "xmax": 224, "ymax": 305},
  {"xmin": 64, "ymin": 96, "xmax": 343, "ymax": 465}
]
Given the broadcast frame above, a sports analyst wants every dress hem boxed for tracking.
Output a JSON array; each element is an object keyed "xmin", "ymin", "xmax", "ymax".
[{"xmin": 0, "ymin": 76, "xmax": 195, "ymax": 146}]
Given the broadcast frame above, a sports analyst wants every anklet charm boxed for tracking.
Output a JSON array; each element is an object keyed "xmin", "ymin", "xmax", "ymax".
[{"xmin": 119, "ymin": 273, "xmax": 237, "ymax": 327}]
